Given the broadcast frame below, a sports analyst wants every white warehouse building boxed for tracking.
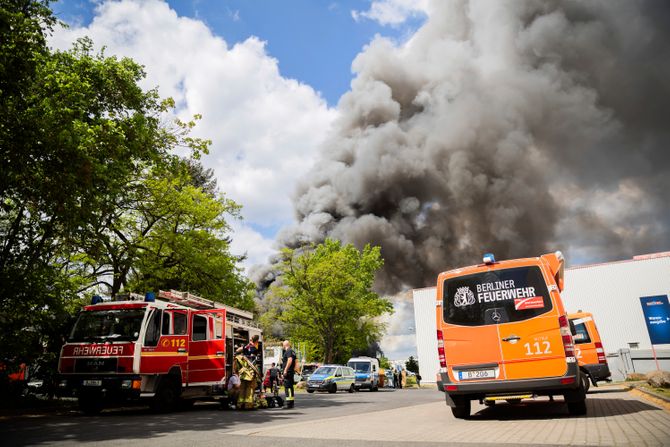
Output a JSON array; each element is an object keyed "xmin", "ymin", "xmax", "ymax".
[{"xmin": 413, "ymin": 252, "xmax": 670, "ymax": 383}]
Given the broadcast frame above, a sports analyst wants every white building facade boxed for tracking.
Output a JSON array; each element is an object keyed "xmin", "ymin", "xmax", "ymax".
[{"xmin": 413, "ymin": 252, "xmax": 670, "ymax": 383}]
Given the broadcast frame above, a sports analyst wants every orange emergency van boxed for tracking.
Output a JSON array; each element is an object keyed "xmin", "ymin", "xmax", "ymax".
[
  {"xmin": 568, "ymin": 312, "xmax": 611, "ymax": 392},
  {"xmin": 436, "ymin": 252, "xmax": 586, "ymax": 418}
]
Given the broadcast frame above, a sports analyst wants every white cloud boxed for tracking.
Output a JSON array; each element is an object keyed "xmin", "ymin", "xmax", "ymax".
[
  {"xmin": 379, "ymin": 293, "xmax": 417, "ymax": 360},
  {"xmin": 352, "ymin": 0, "xmax": 431, "ymax": 26},
  {"xmin": 49, "ymin": 0, "xmax": 337, "ymax": 271},
  {"xmin": 228, "ymin": 221, "xmax": 275, "ymax": 273}
]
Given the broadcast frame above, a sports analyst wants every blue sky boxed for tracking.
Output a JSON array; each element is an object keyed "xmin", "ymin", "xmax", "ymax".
[{"xmin": 53, "ymin": 0, "xmax": 426, "ymax": 107}]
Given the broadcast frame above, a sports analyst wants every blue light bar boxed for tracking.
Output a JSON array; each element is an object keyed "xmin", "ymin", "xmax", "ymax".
[
  {"xmin": 483, "ymin": 253, "xmax": 496, "ymax": 264},
  {"xmin": 145, "ymin": 292, "xmax": 156, "ymax": 302},
  {"xmin": 91, "ymin": 295, "xmax": 103, "ymax": 305}
]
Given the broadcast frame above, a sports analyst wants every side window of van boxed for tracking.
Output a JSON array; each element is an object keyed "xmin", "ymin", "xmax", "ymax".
[{"xmin": 570, "ymin": 320, "xmax": 591, "ymax": 344}]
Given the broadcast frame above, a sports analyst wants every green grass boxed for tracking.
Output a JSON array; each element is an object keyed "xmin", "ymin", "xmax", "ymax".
[{"xmin": 638, "ymin": 385, "xmax": 670, "ymax": 399}]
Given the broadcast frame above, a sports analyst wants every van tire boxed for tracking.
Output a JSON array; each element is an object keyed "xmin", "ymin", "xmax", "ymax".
[
  {"xmin": 328, "ymin": 383, "xmax": 337, "ymax": 394},
  {"xmin": 580, "ymin": 372, "xmax": 591, "ymax": 393},
  {"xmin": 349, "ymin": 384, "xmax": 355, "ymax": 393},
  {"xmin": 567, "ymin": 399, "xmax": 587, "ymax": 416},
  {"xmin": 451, "ymin": 399, "xmax": 471, "ymax": 419},
  {"xmin": 307, "ymin": 389, "xmax": 315, "ymax": 393}
]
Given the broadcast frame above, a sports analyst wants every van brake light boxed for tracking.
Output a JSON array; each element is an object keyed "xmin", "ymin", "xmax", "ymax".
[
  {"xmin": 436, "ymin": 330, "xmax": 447, "ymax": 368},
  {"xmin": 595, "ymin": 342, "xmax": 607, "ymax": 364},
  {"xmin": 558, "ymin": 315, "xmax": 575, "ymax": 358}
]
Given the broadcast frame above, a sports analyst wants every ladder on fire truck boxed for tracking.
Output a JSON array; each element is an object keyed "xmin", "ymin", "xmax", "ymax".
[{"xmin": 157, "ymin": 289, "xmax": 260, "ymax": 329}]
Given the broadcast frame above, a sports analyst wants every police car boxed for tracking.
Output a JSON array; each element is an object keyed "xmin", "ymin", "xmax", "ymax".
[{"xmin": 306, "ymin": 365, "xmax": 356, "ymax": 393}]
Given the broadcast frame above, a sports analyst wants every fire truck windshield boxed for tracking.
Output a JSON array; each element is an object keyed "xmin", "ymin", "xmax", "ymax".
[{"xmin": 69, "ymin": 309, "xmax": 146, "ymax": 342}]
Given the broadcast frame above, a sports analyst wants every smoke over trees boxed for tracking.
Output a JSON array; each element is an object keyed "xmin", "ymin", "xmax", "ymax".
[{"xmin": 254, "ymin": 0, "xmax": 670, "ymax": 294}]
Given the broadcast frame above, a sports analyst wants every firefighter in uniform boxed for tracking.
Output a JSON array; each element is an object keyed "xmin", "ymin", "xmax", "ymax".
[
  {"xmin": 234, "ymin": 334, "xmax": 263, "ymax": 410},
  {"xmin": 234, "ymin": 354, "xmax": 258, "ymax": 409},
  {"xmin": 282, "ymin": 340, "xmax": 297, "ymax": 409}
]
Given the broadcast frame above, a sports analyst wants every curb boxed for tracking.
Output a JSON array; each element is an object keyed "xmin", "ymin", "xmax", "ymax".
[{"xmin": 632, "ymin": 384, "xmax": 670, "ymax": 404}]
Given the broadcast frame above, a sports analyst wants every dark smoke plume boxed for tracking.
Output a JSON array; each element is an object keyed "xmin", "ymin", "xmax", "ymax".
[{"xmin": 253, "ymin": 0, "xmax": 670, "ymax": 294}]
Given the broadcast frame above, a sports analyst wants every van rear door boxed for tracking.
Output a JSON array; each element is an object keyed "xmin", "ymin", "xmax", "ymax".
[
  {"xmin": 495, "ymin": 266, "xmax": 567, "ymax": 380},
  {"xmin": 442, "ymin": 273, "xmax": 505, "ymax": 382}
]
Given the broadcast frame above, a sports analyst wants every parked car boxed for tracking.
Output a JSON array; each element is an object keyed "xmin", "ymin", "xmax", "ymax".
[{"xmin": 306, "ymin": 365, "xmax": 356, "ymax": 393}]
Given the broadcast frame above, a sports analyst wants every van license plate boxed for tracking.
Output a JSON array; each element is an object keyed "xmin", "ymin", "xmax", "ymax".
[
  {"xmin": 83, "ymin": 379, "xmax": 102, "ymax": 386},
  {"xmin": 459, "ymin": 369, "xmax": 495, "ymax": 380}
]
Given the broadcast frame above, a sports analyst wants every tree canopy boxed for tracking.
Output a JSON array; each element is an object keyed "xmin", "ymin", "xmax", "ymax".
[
  {"xmin": 270, "ymin": 238, "xmax": 392, "ymax": 364},
  {"xmin": 0, "ymin": 1, "xmax": 251, "ymax": 384},
  {"xmin": 405, "ymin": 356, "xmax": 419, "ymax": 374}
]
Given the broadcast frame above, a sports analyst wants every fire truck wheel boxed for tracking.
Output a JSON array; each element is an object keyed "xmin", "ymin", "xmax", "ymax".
[
  {"xmin": 151, "ymin": 377, "xmax": 180, "ymax": 412},
  {"xmin": 179, "ymin": 399, "xmax": 195, "ymax": 410},
  {"xmin": 79, "ymin": 392, "xmax": 103, "ymax": 415}
]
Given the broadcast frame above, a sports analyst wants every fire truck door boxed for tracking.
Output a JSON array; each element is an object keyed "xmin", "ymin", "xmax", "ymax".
[{"xmin": 187, "ymin": 309, "xmax": 226, "ymax": 385}]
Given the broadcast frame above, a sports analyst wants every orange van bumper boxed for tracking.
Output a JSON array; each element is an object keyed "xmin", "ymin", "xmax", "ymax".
[{"xmin": 440, "ymin": 363, "xmax": 582, "ymax": 406}]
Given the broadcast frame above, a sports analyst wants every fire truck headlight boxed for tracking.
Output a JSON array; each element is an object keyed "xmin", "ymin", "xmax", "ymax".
[
  {"xmin": 59, "ymin": 380, "xmax": 68, "ymax": 388},
  {"xmin": 121, "ymin": 380, "xmax": 132, "ymax": 389}
]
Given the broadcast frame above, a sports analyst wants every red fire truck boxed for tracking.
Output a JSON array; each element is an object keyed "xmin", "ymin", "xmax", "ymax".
[{"xmin": 57, "ymin": 290, "xmax": 262, "ymax": 414}]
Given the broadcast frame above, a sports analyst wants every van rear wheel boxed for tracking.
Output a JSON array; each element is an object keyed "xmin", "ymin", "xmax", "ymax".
[
  {"xmin": 450, "ymin": 398, "xmax": 471, "ymax": 419},
  {"xmin": 567, "ymin": 399, "xmax": 587, "ymax": 416},
  {"xmin": 349, "ymin": 384, "xmax": 355, "ymax": 393}
]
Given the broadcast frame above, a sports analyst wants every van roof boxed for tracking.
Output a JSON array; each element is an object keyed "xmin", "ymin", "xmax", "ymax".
[
  {"xmin": 437, "ymin": 256, "xmax": 546, "ymax": 279},
  {"xmin": 347, "ymin": 357, "xmax": 378, "ymax": 362}
]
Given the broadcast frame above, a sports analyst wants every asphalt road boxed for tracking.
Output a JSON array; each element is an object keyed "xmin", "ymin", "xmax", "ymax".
[{"xmin": 2, "ymin": 387, "xmax": 669, "ymax": 446}]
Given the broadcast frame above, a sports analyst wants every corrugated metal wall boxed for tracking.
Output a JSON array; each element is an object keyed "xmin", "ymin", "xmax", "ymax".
[
  {"xmin": 561, "ymin": 256, "xmax": 670, "ymax": 353},
  {"xmin": 412, "ymin": 254, "xmax": 670, "ymax": 382},
  {"xmin": 412, "ymin": 287, "xmax": 440, "ymax": 382}
]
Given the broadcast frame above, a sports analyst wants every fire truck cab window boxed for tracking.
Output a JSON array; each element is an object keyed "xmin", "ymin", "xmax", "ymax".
[
  {"xmin": 144, "ymin": 309, "xmax": 162, "ymax": 347},
  {"xmin": 192, "ymin": 314, "xmax": 208, "ymax": 341},
  {"xmin": 173, "ymin": 312, "xmax": 187, "ymax": 335},
  {"xmin": 161, "ymin": 312, "xmax": 171, "ymax": 335},
  {"xmin": 214, "ymin": 315, "xmax": 223, "ymax": 339}
]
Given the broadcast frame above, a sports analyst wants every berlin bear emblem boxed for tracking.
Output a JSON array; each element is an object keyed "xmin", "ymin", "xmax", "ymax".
[{"xmin": 454, "ymin": 286, "xmax": 475, "ymax": 308}]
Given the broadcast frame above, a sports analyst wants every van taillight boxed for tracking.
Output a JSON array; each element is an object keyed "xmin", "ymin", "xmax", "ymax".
[
  {"xmin": 558, "ymin": 315, "xmax": 575, "ymax": 358},
  {"xmin": 437, "ymin": 330, "xmax": 446, "ymax": 368},
  {"xmin": 595, "ymin": 342, "xmax": 607, "ymax": 364}
]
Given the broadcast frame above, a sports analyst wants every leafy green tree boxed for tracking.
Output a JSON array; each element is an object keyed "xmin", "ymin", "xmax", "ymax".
[
  {"xmin": 271, "ymin": 238, "xmax": 392, "ymax": 364},
  {"xmin": 405, "ymin": 355, "xmax": 419, "ymax": 374},
  {"xmin": 0, "ymin": 1, "xmax": 209, "ymax": 379},
  {"xmin": 124, "ymin": 163, "xmax": 254, "ymax": 310},
  {"xmin": 69, "ymin": 159, "xmax": 253, "ymax": 311},
  {"xmin": 379, "ymin": 356, "xmax": 392, "ymax": 369}
]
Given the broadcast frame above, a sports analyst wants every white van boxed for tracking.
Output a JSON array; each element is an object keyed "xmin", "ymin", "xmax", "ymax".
[{"xmin": 347, "ymin": 356, "xmax": 380, "ymax": 391}]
